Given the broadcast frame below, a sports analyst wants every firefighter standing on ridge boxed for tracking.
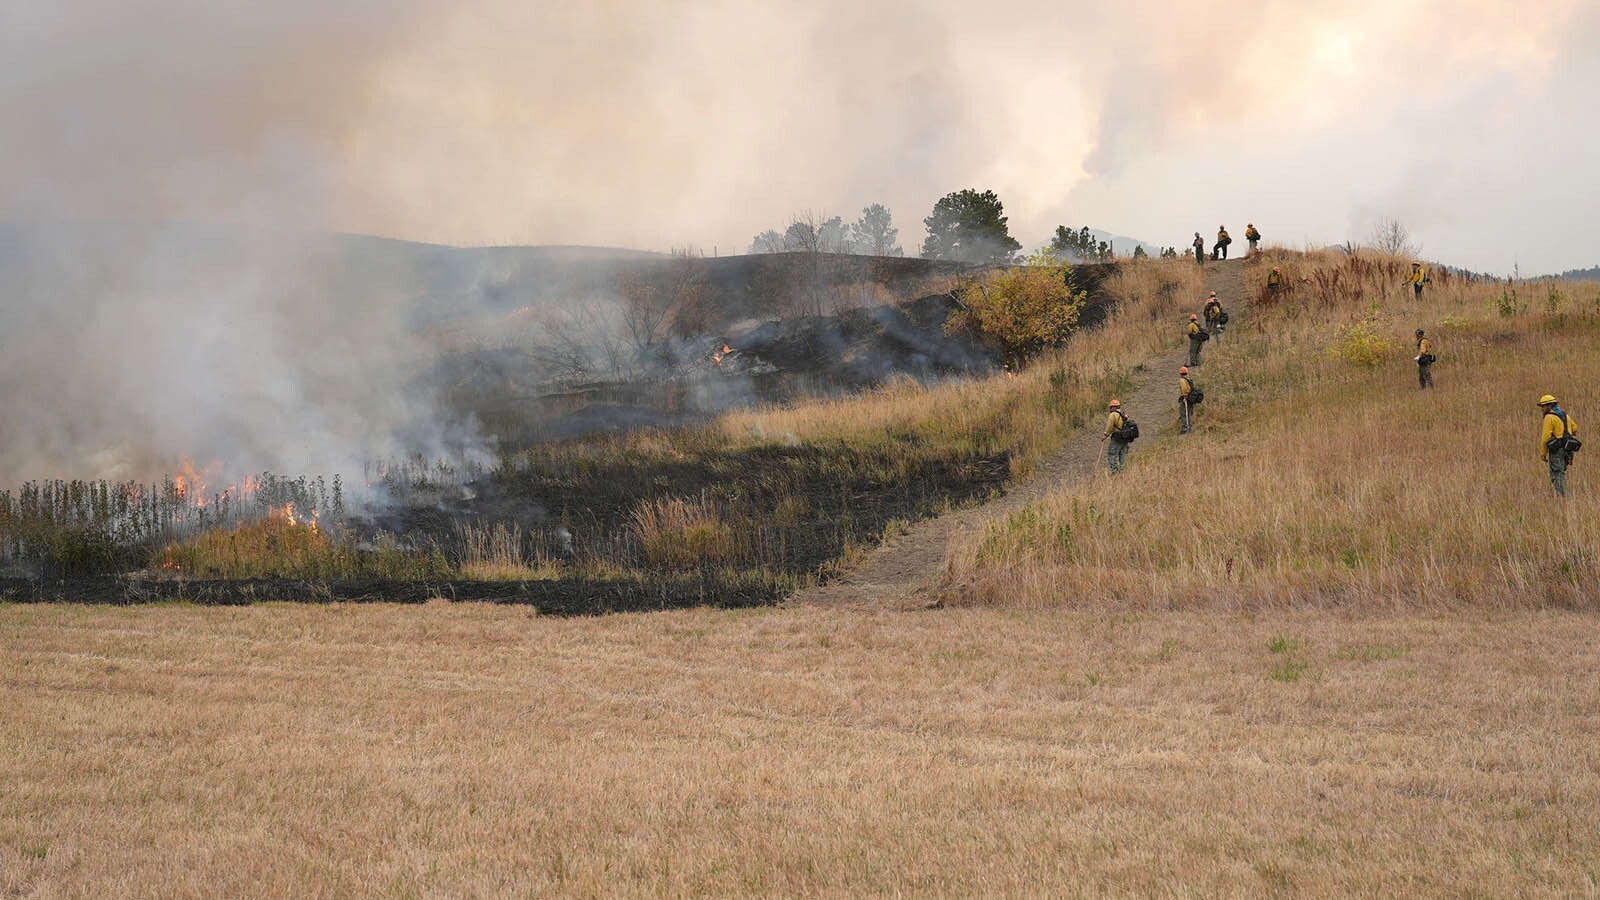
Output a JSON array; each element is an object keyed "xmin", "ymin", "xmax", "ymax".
[
  {"xmin": 1187, "ymin": 313, "xmax": 1206, "ymax": 367},
  {"xmin": 1244, "ymin": 222, "xmax": 1261, "ymax": 255},
  {"xmin": 1538, "ymin": 394, "xmax": 1580, "ymax": 497},
  {"xmin": 1178, "ymin": 366, "xmax": 1196, "ymax": 434},
  {"xmin": 1192, "ymin": 232, "xmax": 1206, "ymax": 264},
  {"xmin": 1102, "ymin": 399, "xmax": 1132, "ymax": 473},
  {"xmin": 1415, "ymin": 329, "xmax": 1434, "ymax": 389},
  {"xmin": 1204, "ymin": 291, "xmax": 1225, "ymax": 338},
  {"xmin": 1213, "ymin": 225, "xmax": 1232, "ymax": 260}
]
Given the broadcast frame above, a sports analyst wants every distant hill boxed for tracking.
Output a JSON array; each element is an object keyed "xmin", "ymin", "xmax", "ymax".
[
  {"xmin": 1554, "ymin": 265, "xmax": 1600, "ymax": 281},
  {"xmin": 1086, "ymin": 228, "xmax": 1169, "ymax": 258}
]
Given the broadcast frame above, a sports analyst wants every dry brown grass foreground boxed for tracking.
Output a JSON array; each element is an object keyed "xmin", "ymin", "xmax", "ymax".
[{"xmin": 4, "ymin": 601, "xmax": 1599, "ymax": 897}]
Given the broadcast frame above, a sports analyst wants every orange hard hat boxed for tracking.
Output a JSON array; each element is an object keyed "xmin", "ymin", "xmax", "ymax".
[
  {"xmin": 1108, "ymin": 399, "xmax": 1121, "ymax": 408},
  {"xmin": 1189, "ymin": 314, "xmax": 1198, "ymax": 320},
  {"xmin": 1179, "ymin": 366, "xmax": 1189, "ymax": 374}
]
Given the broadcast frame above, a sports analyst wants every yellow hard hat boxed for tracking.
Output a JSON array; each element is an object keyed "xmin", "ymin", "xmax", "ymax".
[
  {"xmin": 1108, "ymin": 399, "xmax": 1121, "ymax": 409},
  {"xmin": 1538, "ymin": 394, "xmax": 1558, "ymax": 406}
]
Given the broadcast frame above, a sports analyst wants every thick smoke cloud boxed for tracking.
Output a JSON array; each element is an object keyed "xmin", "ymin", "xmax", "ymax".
[
  {"xmin": 5, "ymin": 0, "xmax": 1593, "ymax": 270},
  {"xmin": 2, "ymin": 0, "xmax": 1595, "ymax": 485},
  {"xmin": 0, "ymin": 222, "xmax": 487, "ymax": 485}
]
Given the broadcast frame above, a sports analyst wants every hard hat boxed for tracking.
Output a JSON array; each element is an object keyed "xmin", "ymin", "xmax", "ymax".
[
  {"xmin": 1179, "ymin": 366, "xmax": 1189, "ymax": 374},
  {"xmin": 1415, "ymin": 328, "xmax": 1425, "ymax": 335},
  {"xmin": 1538, "ymin": 394, "xmax": 1558, "ymax": 406},
  {"xmin": 1272, "ymin": 266, "xmax": 1280, "ymax": 271},
  {"xmin": 1189, "ymin": 314, "xmax": 1198, "ymax": 320},
  {"xmin": 1108, "ymin": 399, "xmax": 1121, "ymax": 408}
]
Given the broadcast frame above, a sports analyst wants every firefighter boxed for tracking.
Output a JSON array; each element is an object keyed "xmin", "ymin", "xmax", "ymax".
[
  {"xmin": 1178, "ymin": 366, "xmax": 1196, "ymax": 434},
  {"xmin": 1187, "ymin": 313, "xmax": 1205, "ymax": 367},
  {"xmin": 1203, "ymin": 291, "xmax": 1225, "ymax": 337},
  {"xmin": 1244, "ymin": 222, "xmax": 1261, "ymax": 255},
  {"xmin": 1415, "ymin": 329, "xmax": 1434, "ymax": 389},
  {"xmin": 1192, "ymin": 232, "xmax": 1206, "ymax": 264},
  {"xmin": 1408, "ymin": 262, "xmax": 1429, "ymax": 299},
  {"xmin": 1538, "ymin": 394, "xmax": 1580, "ymax": 497},
  {"xmin": 1213, "ymin": 225, "xmax": 1232, "ymax": 260},
  {"xmin": 1102, "ymin": 399, "xmax": 1131, "ymax": 473},
  {"xmin": 1267, "ymin": 266, "xmax": 1284, "ymax": 294}
]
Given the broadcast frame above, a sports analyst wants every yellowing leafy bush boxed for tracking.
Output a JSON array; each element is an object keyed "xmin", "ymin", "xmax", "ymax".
[
  {"xmin": 947, "ymin": 251, "xmax": 1087, "ymax": 370},
  {"xmin": 1329, "ymin": 320, "xmax": 1394, "ymax": 368}
]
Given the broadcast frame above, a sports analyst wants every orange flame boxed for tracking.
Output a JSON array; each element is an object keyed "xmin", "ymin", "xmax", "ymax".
[
  {"xmin": 269, "ymin": 503, "xmax": 319, "ymax": 532},
  {"xmin": 713, "ymin": 343, "xmax": 732, "ymax": 365},
  {"xmin": 173, "ymin": 456, "xmax": 225, "ymax": 507}
]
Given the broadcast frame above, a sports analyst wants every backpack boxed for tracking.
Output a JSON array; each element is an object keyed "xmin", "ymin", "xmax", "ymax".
[
  {"xmin": 1188, "ymin": 388, "xmax": 1204, "ymax": 405},
  {"xmin": 1557, "ymin": 412, "xmax": 1582, "ymax": 453},
  {"xmin": 1218, "ymin": 310, "xmax": 1229, "ymax": 324},
  {"xmin": 1195, "ymin": 328, "xmax": 1210, "ymax": 342},
  {"xmin": 1114, "ymin": 417, "xmax": 1140, "ymax": 442}
]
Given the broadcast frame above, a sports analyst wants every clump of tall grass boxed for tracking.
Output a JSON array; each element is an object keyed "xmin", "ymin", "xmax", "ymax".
[
  {"xmin": 628, "ymin": 491, "xmax": 741, "ymax": 569},
  {"xmin": 457, "ymin": 522, "xmax": 565, "ymax": 580},
  {"xmin": 153, "ymin": 516, "xmax": 449, "ymax": 580}
]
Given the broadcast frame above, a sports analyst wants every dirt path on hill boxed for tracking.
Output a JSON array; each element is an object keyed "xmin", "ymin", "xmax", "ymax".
[{"xmin": 786, "ymin": 259, "xmax": 1249, "ymax": 610}]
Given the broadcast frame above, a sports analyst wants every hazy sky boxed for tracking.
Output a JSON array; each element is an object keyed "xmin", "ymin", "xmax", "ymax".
[{"xmin": 4, "ymin": 0, "xmax": 1596, "ymax": 274}]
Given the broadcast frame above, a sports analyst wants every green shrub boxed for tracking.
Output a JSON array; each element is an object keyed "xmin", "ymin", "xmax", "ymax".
[{"xmin": 1329, "ymin": 320, "xmax": 1393, "ymax": 368}]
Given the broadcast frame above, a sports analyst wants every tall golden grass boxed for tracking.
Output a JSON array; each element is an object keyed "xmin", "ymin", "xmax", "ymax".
[{"xmin": 945, "ymin": 249, "xmax": 1600, "ymax": 609}]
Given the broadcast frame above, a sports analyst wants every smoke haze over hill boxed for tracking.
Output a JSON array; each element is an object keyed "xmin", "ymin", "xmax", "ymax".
[{"xmin": 2, "ymin": 1, "xmax": 1596, "ymax": 274}]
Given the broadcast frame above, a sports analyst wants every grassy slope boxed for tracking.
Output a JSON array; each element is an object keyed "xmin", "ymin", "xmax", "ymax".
[{"xmin": 946, "ymin": 250, "xmax": 1600, "ymax": 609}]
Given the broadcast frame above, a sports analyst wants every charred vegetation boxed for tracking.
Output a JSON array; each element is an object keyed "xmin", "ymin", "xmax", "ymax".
[{"xmin": 1, "ymin": 241, "xmax": 1119, "ymax": 612}]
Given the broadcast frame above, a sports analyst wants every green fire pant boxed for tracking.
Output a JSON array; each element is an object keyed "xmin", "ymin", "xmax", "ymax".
[
  {"xmin": 1107, "ymin": 439, "xmax": 1129, "ymax": 473},
  {"xmin": 1549, "ymin": 449, "xmax": 1570, "ymax": 496}
]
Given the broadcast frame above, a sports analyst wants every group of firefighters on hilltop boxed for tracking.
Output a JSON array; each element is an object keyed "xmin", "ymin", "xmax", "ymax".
[
  {"xmin": 1191, "ymin": 223, "xmax": 1262, "ymax": 263},
  {"xmin": 1099, "ymin": 259, "xmax": 1580, "ymax": 495}
]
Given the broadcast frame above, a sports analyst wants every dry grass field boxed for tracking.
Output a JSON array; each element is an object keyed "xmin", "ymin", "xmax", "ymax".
[{"xmin": 4, "ymin": 601, "xmax": 1599, "ymax": 898}]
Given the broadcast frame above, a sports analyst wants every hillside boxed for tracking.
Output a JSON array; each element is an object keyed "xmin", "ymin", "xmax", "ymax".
[{"xmin": 933, "ymin": 250, "xmax": 1600, "ymax": 608}]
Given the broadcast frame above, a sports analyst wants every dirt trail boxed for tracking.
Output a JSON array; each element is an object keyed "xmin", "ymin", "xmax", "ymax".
[{"xmin": 786, "ymin": 258, "xmax": 1249, "ymax": 609}]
